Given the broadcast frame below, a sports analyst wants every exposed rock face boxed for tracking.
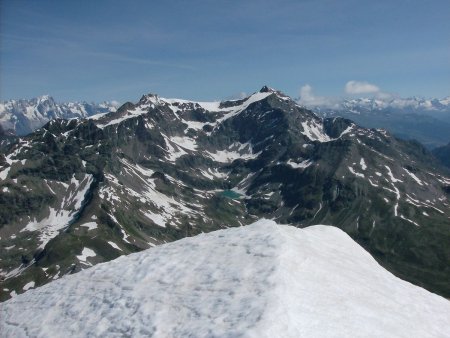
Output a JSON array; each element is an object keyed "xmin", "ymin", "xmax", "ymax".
[{"xmin": 433, "ymin": 142, "xmax": 450, "ymax": 168}]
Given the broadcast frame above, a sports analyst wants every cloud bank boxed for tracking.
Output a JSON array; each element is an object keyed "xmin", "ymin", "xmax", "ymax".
[
  {"xmin": 345, "ymin": 81, "xmax": 380, "ymax": 95},
  {"xmin": 298, "ymin": 81, "xmax": 395, "ymax": 108}
]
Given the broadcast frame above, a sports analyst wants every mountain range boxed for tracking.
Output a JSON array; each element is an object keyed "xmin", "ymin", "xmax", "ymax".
[
  {"xmin": 303, "ymin": 96, "xmax": 450, "ymax": 148},
  {"xmin": 0, "ymin": 86, "xmax": 449, "ymax": 302},
  {"xmin": 0, "ymin": 95, "xmax": 118, "ymax": 136},
  {"xmin": 3, "ymin": 220, "xmax": 449, "ymax": 337},
  {"xmin": 3, "ymin": 94, "xmax": 450, "ymax": 150}
]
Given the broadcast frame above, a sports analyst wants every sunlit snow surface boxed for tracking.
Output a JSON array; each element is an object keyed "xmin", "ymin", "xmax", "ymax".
[{"xmin": 2, "ymin": 220, "xmax": 449, "ymax": 337}]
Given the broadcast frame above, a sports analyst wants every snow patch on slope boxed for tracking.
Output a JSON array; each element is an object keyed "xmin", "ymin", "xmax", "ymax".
[
  {"xmin": 348, "ymin": 166, "xmax": 365, "ymax": 178},
  {"xmin": 403, "ymin": 168, "xmax": 423, "ymax": 186},
  {"xmin": 80, "ymin": 222, "xmax": 97, "ymax": 231},
  {"xmin": 206, "ymin": 142, "xmax": 261, "ymax": 163},
  {"xmin": 96, "ymin": 107, "xmax": 147, "ymax": 129},
  {"xmin": 20, "ymin": 174, "xmax": 94, "ymax": 249},
  {"xmin": 301, "ymin": 120, "xmax": 332, "ymax": 142},
  {"xmin": 286, "ymin": 159, "xmax": 313, "ymax": 169},
  {"xmin": 22, "ymin": 281, "xmax": 35, "ymax": 291},
  {"xmin": 77, "ymin": 248, "xmax": 96, "ymax": 266},
  {"xmin": 206, "ymin": 149, "xmax": 261, "ymax": 163},
  {"xmin": 360, "ymin": 158, "xmax": 367, "ymax": 170}
]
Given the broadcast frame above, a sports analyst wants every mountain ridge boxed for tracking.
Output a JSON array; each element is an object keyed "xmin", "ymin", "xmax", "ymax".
[
  {"xmin": 4, "ymin": 92, "xmax": 450, "ymax": 149},
  {"xmin": 2, "ymin": 220, "xmax": 450, "ymax": 338},
  {"xmin": 0, "ymin": 87, "xmax": 449, "ymax": 301}
]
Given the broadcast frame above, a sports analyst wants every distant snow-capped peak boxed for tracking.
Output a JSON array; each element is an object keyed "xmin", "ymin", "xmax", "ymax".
[
  {"xmin": 299, "ymin": 95, "xmax": 450, "ymax": 112},
  {"xmin": 342, "ymin": 96, "xmax": 450, "ymax": 111},
  {"xmin": 0, "ymin": 96, "xmax": 119, "ymax": 135}
]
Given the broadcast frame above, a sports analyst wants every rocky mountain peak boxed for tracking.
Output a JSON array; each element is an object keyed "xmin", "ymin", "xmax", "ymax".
[
  {"xmin": 139, "ymin": 93, "xmax": 160, "ymax": 105},
  {"xmin": 259, "ymin": 85, "xmax": 274, "ymax": 93},
  {"xmin": 36, "ymin": 95, "xmax": 54, "ymax": 104}
]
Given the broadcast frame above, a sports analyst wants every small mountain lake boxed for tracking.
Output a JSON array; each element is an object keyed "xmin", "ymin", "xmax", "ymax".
[{"xmin": 219, "ymin": 190, "xmax": 242, "ymax": 199}]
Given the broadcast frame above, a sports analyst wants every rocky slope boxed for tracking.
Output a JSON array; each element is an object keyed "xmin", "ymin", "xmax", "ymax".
[
  {"xmin": 433, "ymin": 142, "xmax": 450, "ymax": 169},
  {"xmin": 2, "ymin": 220, "xmax": 449, "ymax": 338},
  {"xmin": 0, "ymin": 95, "xmax": 118, "ymax": 136},
  {"xmin": 1, "ymin": 86, "xmax": 449, "ymax": 301}
]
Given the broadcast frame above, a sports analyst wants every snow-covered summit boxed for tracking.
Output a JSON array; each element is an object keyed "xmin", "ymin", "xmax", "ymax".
[
  {"xmin": 94, "ymin": 88, "xmax": 278, "ymax": 129},
  {"xmin": 2, "ymin": 220, "xmax": 449, "ymax": 337},
  {"xmin": 141, "ymin": 87, "xmax": 279, "ymax": 111}
]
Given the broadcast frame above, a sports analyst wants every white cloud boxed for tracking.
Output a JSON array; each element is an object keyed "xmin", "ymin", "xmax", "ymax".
[
  {"xmin": 225, "ymin": 92, "xmax": 248, "ymax": 101},
  {"xmin": 375, "ymin": 91, "xmax": 394, "ymax": 100},
  {"xmin": 298, "ymin": 82, "xmax": 395, "ymax": 108},
  {"xmin": 109, "ymin": 100, "xmax": 121, "ymax": 107},
  {"xmin": 237, "ymin": 92, "xmax": 248, "ymax": 99},
  {"xmin": 299, "ymin": 84, "xmax": 315, "ymax": 102},
  {"xmin": 298, "ymin": 84, "xmax": 338, "ymax": 108},
  {"xmin": 345, "ymin": 81, "xmax": 380, "ymax": 95}
]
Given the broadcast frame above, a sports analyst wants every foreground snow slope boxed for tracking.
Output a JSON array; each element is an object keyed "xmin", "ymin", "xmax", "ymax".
[{"xmin": 1, "ymin": 220, "xmax": 449, "ymax": 338}]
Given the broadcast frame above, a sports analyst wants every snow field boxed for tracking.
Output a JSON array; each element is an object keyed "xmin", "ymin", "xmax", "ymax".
[{"xmin": 2, "ymin": 220, "xmax": 450, "ymax": 337}]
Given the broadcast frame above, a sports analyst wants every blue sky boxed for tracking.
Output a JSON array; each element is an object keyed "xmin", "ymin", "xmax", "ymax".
[{"xmin": 1, "ymin": 0, "xmax": 449, "ymax": 103}]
